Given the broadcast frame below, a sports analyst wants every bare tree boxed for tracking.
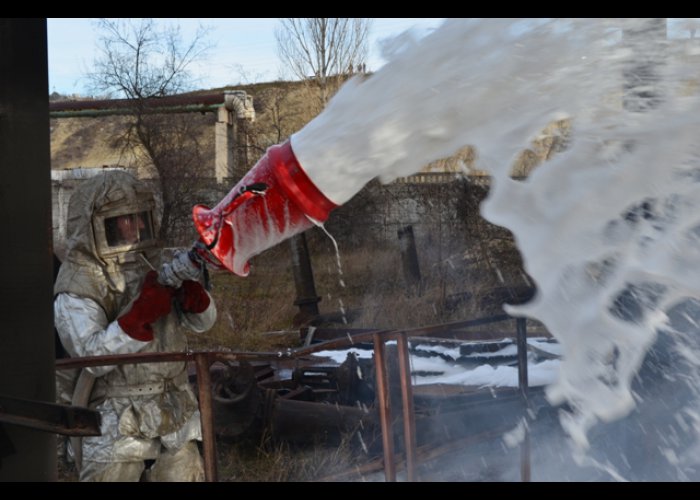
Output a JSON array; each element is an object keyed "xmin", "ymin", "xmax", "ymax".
[
  {"xmin": 275, "ymin": 18, "xmax": 372, "ymax": 106},
  {"xmin": 116, "ymin": 113, "xmax": 212, "ymax": 245},
  {"xmin": 246, "ymin": 84, "xmax": 313, "ymax": 164},
  {"xmin": 88, "ymin": 19, "xmax": 210, "ymax": 99},
  {"xmin": 86, "ymin": 19, "xmax": 213, "ymax": 243}
]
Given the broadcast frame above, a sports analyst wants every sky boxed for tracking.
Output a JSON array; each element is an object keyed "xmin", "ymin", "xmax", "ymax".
[{"xmin": 47, "ymin": 18, "xmax": 446, "ymax": 97}]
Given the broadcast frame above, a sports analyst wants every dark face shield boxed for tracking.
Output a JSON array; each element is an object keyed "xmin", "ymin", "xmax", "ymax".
[
  {"xmin": 104, "ymin": 212, "xmax": 154, "ymax": 246},
  {"xmin": 94, "ymin": 209, "xmax": 158, "ymax": 258}
]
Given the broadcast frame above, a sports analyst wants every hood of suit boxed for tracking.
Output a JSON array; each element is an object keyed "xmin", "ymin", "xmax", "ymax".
[{"xmin": 55, "ymin": 170, "xmax": 163, "ymax": 319}]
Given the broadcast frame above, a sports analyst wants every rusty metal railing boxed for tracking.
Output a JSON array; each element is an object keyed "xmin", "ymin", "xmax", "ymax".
[
  {"xmin": 56, "ymin": 350, "xmax": 290, "ymax": 482},
  {"xmin": 370, "ymin": 331, "xmax": 419, "ymax": 481},
  {"xmin": 56, "ymin": 314, "xmax": 531, "ymax": 482}
]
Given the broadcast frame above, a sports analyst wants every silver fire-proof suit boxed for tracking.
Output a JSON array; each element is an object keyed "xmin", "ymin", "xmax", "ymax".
[{"xmin": 54, "ymin": 171, "xmax": 217, "ymax": 481}]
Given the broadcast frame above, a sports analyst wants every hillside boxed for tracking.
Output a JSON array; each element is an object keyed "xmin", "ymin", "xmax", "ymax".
[{"xmin": 50, "ymin": 79, "xmax": 317, "ymax": 174}]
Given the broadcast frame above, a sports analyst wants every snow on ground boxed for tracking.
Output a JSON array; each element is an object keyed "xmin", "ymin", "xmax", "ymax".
[{"xmin": 311, "ymin": 337, "xmax": 561, "ymax": 389}]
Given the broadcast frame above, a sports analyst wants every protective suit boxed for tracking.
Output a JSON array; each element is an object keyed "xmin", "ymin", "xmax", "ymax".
[{"xmin": 54, "ymin": 171, "xmax": 217, "ymax": 482}]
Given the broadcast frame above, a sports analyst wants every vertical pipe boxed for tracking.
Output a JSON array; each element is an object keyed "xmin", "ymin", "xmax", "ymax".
[
  {"xmin": 396, "ymin": 334, "xmax": 418, "ymax": 482},
  {"xmin": 516, "ymin": 318, "xmax": 528, "ymax": 399},
  {"xmin": 373, "ymin": 334, "xmax": 396, "ymax": 482},
  {"xmin": 194, "ymin": 354, "xmax": 218, "ymax": 482},
  {"xmin": 397, "ymin": 226, "xmax": 422, "ymax": 288},
  {"xmin": 520, "ymin": 429, "xmax": 531, "ymax": 482},
  {"xmin": 0, "ymin": 18, "xmax": 56, "ymax": 481},
  {"xmin": 516, "ymin": 317, "xmax": 531, "ymax": 482},
  {"xmin": 289, "ymin": 233, "xmax": 321, "ymax": 319}
]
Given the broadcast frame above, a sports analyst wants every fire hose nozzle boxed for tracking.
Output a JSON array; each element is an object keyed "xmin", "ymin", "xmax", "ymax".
[{"xmin": 192, "ymin": 140, "xmax": 338, "ymax": 277}]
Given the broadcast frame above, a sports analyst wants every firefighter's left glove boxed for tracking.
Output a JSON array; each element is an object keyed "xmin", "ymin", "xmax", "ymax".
[
  {"xmin": 118, "ymin": 271, "xmax": 175, "ymax": 342},
  {"xmin": 175, "ymin": 280, "xmax": 211, "ymax": 314}
]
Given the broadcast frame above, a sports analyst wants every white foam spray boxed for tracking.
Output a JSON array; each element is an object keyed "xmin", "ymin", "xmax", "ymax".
[{"xmin": 292, "ymin": 18, "xmax": 700, "ymax": 460}]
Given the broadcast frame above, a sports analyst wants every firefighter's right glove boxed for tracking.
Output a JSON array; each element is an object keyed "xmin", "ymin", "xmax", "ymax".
[
  {"xmin": 159, "ymin": 249, "xmax": 203, "ymax": 288},
  {"xmin": 117, "ymin": 271, "xmax": 175, "ymax": 342}
]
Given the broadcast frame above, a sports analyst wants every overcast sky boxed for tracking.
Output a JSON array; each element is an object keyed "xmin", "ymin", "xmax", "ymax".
[{"xmin": 47, "ymin": 18, "xmax": 446, "ymax": 96}]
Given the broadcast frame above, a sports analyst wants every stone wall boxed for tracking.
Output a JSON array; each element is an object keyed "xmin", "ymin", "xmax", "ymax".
[{"xmin": 309, "ymin": 174, "xmax": 527, "ymax": 292}]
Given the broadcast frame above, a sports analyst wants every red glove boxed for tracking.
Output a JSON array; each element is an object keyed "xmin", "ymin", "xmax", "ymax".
[
  {"xmin": 117, "ymin": 271, "xmax": 175, "ymax": 342},
  {"xmin": 176, "ymin": 280, "xmax": 211, "ymax": 314}
]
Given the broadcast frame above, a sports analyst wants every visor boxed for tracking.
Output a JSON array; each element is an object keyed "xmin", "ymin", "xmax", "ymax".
[{"xmin": 93, "ymin": 207, "xmax": 158, "ymax": 257}]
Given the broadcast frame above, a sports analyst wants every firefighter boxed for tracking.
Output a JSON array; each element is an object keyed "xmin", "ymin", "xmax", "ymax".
[{"xmin": 54, "ymin": 170, "xmax": 217, "ymax": 481}]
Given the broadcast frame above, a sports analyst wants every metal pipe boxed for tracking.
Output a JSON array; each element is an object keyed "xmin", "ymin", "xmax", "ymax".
[
  {"xmin": 56, "ymin": 316, "xmax": 519, "ymax": 369},
  {"xmin": 397, "ymin": 225, "xmax": 422, "ymax": 288},
  {"xmin": 49, "ymin": 93, "xmax": 230, "ymax": 112},
  {"xmin": 50, "ymin": 104, "xmax": 224, "ymax": 119},
  {"xmin": 396, "ymin": 334, "xmax": 418, "ymax": 481},
  {"xmin": 48, "ymin": 92, "xmax": 249, "ymax": 118},
  {"xmin": 223, "ymin": 91, "xmax": 248, "ymax": 119},
  {"xmin": 55, "ymin": 350, "xmax": 295, "ymax": 370},
  {"xmin": 0, "ymin": 395, "xmax": 100, "ymax": 436},
  {"xmin": 194, "ymin": 353, "xmax": 218, "ymax": 482},
  {"xmin": 515, "ymin": 317, "xmax": 531, "ymax": 482},
  {"xmin": 516, "ymin": 318, "xmax": 528, "ymax": 399},
  {"xmin": 520, "ymin": 431, "xmax": 531, "ymax": 482},
  {"xmin": 289, "ymin": 233, "xmax": 321, "ymax": 319},
  {"xmin": 373, "ymin": 333, "xmax": 396, "ymax": 482}
]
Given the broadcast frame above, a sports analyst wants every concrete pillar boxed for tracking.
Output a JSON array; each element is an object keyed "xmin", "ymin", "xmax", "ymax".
[
  {"xmin": 215, "ymin": 106, "xmax": 234, "ymax": 184},
  {"xmin": 52, "ymin": 179, "xmax": 72, "ymax": 262},
  {"xmin": 0, "ymin": 18, "xmax": 56, "ymax": 481}
]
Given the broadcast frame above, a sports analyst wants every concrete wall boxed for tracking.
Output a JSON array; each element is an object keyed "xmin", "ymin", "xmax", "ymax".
[{"xmin": 323, "ymin": 175, "xmax": 493, "ymax": 248}]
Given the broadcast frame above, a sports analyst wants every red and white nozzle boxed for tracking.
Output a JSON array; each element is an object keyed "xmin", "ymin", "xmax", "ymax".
[{"xmin": 192, "ymin": 140, "xmax": 338, "ymax": 276}]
